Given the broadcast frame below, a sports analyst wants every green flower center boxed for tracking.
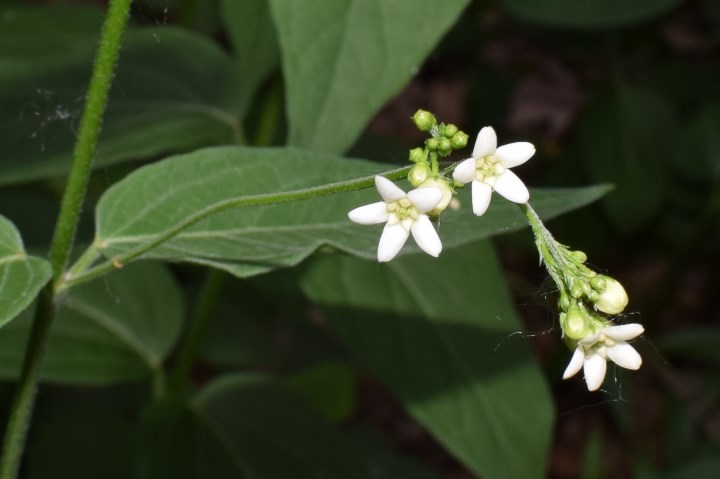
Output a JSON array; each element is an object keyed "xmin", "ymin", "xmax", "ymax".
[
  {"xmin": 387, "ymin": 198, "xmax": 419, "ymax": 225},
  {"xmin": 475, "ymin": 154, "xmax": 505, "ymax": 182}
]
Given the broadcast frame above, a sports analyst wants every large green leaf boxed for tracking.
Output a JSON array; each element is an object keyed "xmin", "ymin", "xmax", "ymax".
[
  {"xmin": 347, "ymin": 427, "xmax": 442, "ymax": 479},
  {"xmin": 0, "ymin": 214, "xmax": 51, "ymax": 329},
  {"xmin": 137, "ymin": 374, "xmax": 370, "ymax": 479},
  {"xmin": 658, "ymin": 327, "xmax": 720, "ymax": 366},
  {"xmin": 0, "ymin": 262, "xmax": 183, "ymax": 384},
  {"xmin": 301, "ymin": 241, "xmax": 554, "ymax": 479},
  {"xmin": 578, "ymin": 87, "xmax": 675, "ymax": 232},
  {"xmin": 500, "ymin": 0, "xmax": 681, "ymax": 29},
  {"xmin": 0, "ymin": 5, "xmax": 241, "ymax": 186},
  {"xmin": 673, "ymin": 102, "xmax": 720, "ymax": 183},
  {"xmin": 269, "ymin": 0, "xmax": 470, "ymax": 154},
  {"xmin": 93, "ymin": 146, "xmax": 609, "ymax": 278},
  {"xmin": 221, "ymin": 0, "xmax": 280, "ymax": 101},
  {"xmin": 24, "ymin": 386, "xmax": 138, "ymax": 479}
]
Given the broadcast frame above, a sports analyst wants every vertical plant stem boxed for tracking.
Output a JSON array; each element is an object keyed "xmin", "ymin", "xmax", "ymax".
[
  {"xmin": 48, "ymin": 0, "xmax": 133, "ymax": 283},
  {"xmin": 169, "ymin": 269, "xmax": 226, "ymax": 392},
  {"xmin": 0, "ymin": 290, "xmax": 53, "ymax": 479},
  {"xmin": 0, "ymin": 2, "xmax": 132, "ymax": 477}
]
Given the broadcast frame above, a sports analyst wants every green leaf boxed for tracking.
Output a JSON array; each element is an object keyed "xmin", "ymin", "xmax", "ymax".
[
  {"xmin": 673, "ymin": 102, "xmax": 720, "ymax": 183},
  {"xmin": 578, "ymin": 87, "xmax": 675, "ymax": 232},
  {"xmin": 658, "ymin": 327, "xmax": 720, "ymax": 366},
  {"xmin": 221, "ymin": 0, "xmax": 280, "ymax": 101},
  {"xmin": 301, "ymin": 241, "xmax": 554, "ymax": 479},
  {"xmin": 0, "ymin": 214, "xmax": 51, "ymax": 329},
  {"xmin": 285, "ymin": 360, "xmax": 356, "ymax": 423},
  {"xmin": 347, "ymin": 427, "xmax": 442, "ymax": 479},
  {"xmin": 663, "ymin": 457, "xmax": 720, "ymax": 479},
  {"xmin": 0, "ymin": 262, "xmax": 183, "ymax": 384},
  {"xmin": 137, "ymin": 374, "xmax": 370, "ymax": 479},
  {"xmin": 269, "ymin": 0, "xmax": 470, "ymax": 154},
  {"xmin": 24, "ymin": 386, "xmax": 138, "ymax": 479},
  {"xmin": 93, "ymin": 146, "xmax": 609, "ymax": 278},
  {"xmin": 499, "ymin": 0, "xmax": 681, "ymax": 29},
  {"xmin": 0, "ymin": 5, "xmax": 241, "ymax": 186}
]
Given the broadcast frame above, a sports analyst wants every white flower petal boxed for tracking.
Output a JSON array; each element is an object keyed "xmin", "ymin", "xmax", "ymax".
[
  {"xmin": 583, "ymin": 353, "xmax": 607, "ymax": 391},
  {"xmin": 563, "ymin": 347, "xmax": 585, "ymax": 379},
  {"xmin": 579, "ymin": 332, "xmax": 601, "ymax": 345},
  {"xmin": 603, "ymin": 323, "xmax": 644, "ymax": 341},
  {"xmin": 471, "ymin": 180, "xmax": 493, "ymax": 216},
  {"xmin": 495, "ymin": 142, "xmax": 535, "ymax": 168},
  {"xmin": 407, "ymin": 187, "xmax": 442, "ymax": 213},
  {"xmin": 375, "ymin": 176, "xmax": 405, "ymax": 202},
  {"xmin": 607, "ymin": 343, "xmax": 642, "ymax": 370},
  {"xmin": 410, "ymin": 215, "xmax": 442, "ymax": 257},
  {"xmin": 452, "ymin": 157, "xmax": 477, "ymax": 184},
  {"xmin": 348, "ymin": 202, "xmax": 388, "ymax": 225},
  {"xmin": 493, "ymin": 170, "xmax": 529, "ymax": 204},
  {"xmin": 472, "ymin": 126, "xmax": 497, "ymax": 158},
  {"xmin": 377, "ymin": 223, "xmax": 410, "ymax": 262}
]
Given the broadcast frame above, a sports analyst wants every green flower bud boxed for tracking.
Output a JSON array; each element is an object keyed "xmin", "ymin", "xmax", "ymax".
[
  {"xmin": 443, "ymin": 123, "xmax": 459, "ymax": 138},
  {"xmin": 451, "ymin": 131, "xmax": 469, "ymax": 149},
  {"xmin": 412, "ymin": 109, "xmax": 436, "ymax": 132},
  {"xmin": 559, "ymin": 295, "xmax": 571, "ymax": 311},
  {"xmin": 426, "ymin": 138, "xmax": 439, "ymax": 151},
  {"xmin": 408, "ymin": 147, "xmax": 425, "ymax": 163},
  {"xmin": 593, "ymin": 277, "xmax": 628, "ymax": 315},
  {"xmin": 571, "ymin": 250, "xmax": 587, "ymax": 263},
  {"xmin": 408, "ymin": 163, "xmax": 431, "ymax": 187},
  {"xmin": 580, "ymin": 280, "xmax": 593, "ymax": 298},
  {"xmin": 418, "ymin": 178, "xmax": 453, "ymax": 217},
  {"xmin": 590, "ymin": 276, "xmax": 606, "ymax": 291},
  {"xmin": 570, "ymin": 284, "xmax": 583, "ymax": 299},
  {"xmin": 438, "ymin": 137, "xmax": 452, "ymax": 155},
  {"xmin": 563, "ymin": 306, "xmax": 589, "ymax": 340}
]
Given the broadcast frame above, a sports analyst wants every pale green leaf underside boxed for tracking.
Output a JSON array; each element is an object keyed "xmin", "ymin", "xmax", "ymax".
[
  {"xmin": 0, "ymin": 262, "xmax": 183, "ymax": 384},
  {"xmin": 270, "ymin": 0, "xmax": 471, "ymax": 154},
  {"xmin": 0, "ymin": 6, "xmax": 240, "ymax": 186},
  {"xmin": 94, "ymin": 146, "xmax": 609, "ymax": 278},
  {"xmin": 301, "ymin": 242, "xmax": 553, "ymax": 479},
  {"xmin": 0, "ymin": 215, "xmax": 51, "ymax": 329}
]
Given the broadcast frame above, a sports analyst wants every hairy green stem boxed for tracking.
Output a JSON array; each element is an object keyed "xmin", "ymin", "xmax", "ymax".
[
  {"xmin": 520, "ymin": 203, "xmax": 568, "ymax": 294},
  {"xmin": 0, "ymin": 2, "xmax": 132, "ymax": 477},
  {"xmin": 61, "ymin": 165, "xmax": 412, "ymax": 291},
  {"xmin": 0, "ymin": 291, "xmax": 53, "ymax": 479},
  {"xmin": 169, "ymin": 269, "xmax": 226, "ymax": 392},
  {"xmin": 48, "ymin": 0, "xmax": 132, "ymax": 284}
]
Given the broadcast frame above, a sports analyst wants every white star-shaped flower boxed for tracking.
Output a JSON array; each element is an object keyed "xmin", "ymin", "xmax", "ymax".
[
  {"xmin": 452, "ymin": 126, "xmax": 535, "ymax": 216},
  {"xmin": 348, "ymin": 176, "xmax": 442, "ymax": 262},
  {"xmin": 563, "ymin": 323, "xmax": 644, "ymax": 391}
]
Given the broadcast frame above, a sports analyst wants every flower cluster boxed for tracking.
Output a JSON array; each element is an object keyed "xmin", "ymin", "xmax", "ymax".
[
  {"xmin": 346, "ymin": 110, "xmax": 643, "ymax": 392},
  {"xmin": 531, "ymin": 222, "xmax": 643, "ymax": 391},
  {"xmin": 348, "ymin": 110, "xmax": 535, "ymax": 262}
]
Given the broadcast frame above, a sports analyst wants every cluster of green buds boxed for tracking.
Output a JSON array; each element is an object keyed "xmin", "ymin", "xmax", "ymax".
[
  {"xmin": 406, "ymin": 110, "xmax": 469, "ymax": 217},
  {"xmin": 555, "ymin": 249, "xmax": 629, "ymax": 341},
  {"xmin": 523, "ymin": 204, "xmax": 642, "ymax": 391}
]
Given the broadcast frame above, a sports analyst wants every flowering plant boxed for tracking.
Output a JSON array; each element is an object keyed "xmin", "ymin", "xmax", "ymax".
[{"xmin": 7, "ymin": 2, "xmax": 707, "ymax": 479}]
